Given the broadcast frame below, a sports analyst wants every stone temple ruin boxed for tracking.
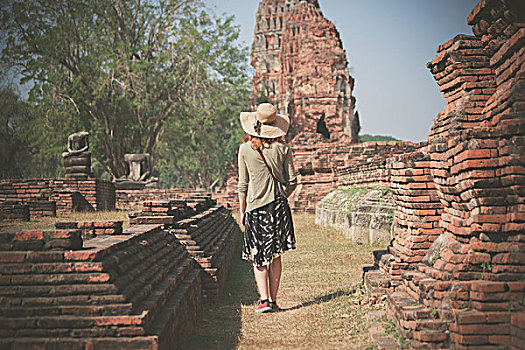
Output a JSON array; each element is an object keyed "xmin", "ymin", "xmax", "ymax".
[
  {"xmin": 251, "ymin": 0, "xmax": 360, "ymax": 142},
  {"xmin": 216, "ymin": 0, "xmax": 423, "ymax": 212},
  {"xmin": 357, "ymin": 1, "xmax": 524, "ymax": 348},
  {"xmin": 0, "ymin": 132, "xmax": 115, "ymax": 220},
  {"xmin": 0, "ymin": 0, "xmax": 523, "ymax": 348},
  {"xmin": 0, "ymin": 139, "xmax": 239, "ymax": 348},
  {"xmin": 0, "ymin": 194, "xmax": 239, "ymax": 349}
]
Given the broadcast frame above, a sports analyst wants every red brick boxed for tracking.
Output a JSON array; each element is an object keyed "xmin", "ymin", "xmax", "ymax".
[
  {"xmin": 13, "ymin": 231, "xmax": 44, "ymax": 241},
  {"xmin": 88, "ymin": 273, "xmax": 110, "ymax": 283},
  {"xmin": 413, "ymin": 330, "xmax": 448, "ymax": 342},
  {"xmin": 507, "ymin": 282, "xmax": 525, "ymax": 292},
  {"xmin": 511, "ymin": 313, "xmax": 525, "ymax": 329},
  {"xmin": 458, "ymin": 323, "xmax": 509, "ymax": 335},
  {"xmin": 73, "ymin": 262, "xmax": 104, "ymax": 272},
  {"xmin": 95, "ymin": 316, "xmax": 143, "ymax": 326},
  {"xmin": 470, "ymin": 291, "xmax": 512, "ymax": 302},
  {"xmin": 64, "ymin": 251, "xmax": 97, "ymax": 261},
  {"xmin": 470, "ymin": 281, "xmax": 508, "ymax": 293},
  {"xmin": 492, "ymin": 252, "xmax": 525, "ymax": 264},
  {"xmin": 488, "ymin": 335, "xmax": 510, "ymax": 345},
  {"xmin": 45, "ymin": 230, "xmax": 76, "ymax": 239},
  {"xmin": 456, "ymin": 311, "xmax": 487, "ymax": 325},
  {"xmin": 453, "ymin": 333, "xmax": 489, "ymax": 345},
  {"xmin": 0, "ymin": 251, "xmax": 26, "ymax": 263},
  {"xmin": 486, "ymin": 312, "xmax": 510, "ymax": 324}
]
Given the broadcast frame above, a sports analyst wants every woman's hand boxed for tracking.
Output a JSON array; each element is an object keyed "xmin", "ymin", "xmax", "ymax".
[{"xmin": 239, "ymin": 199, "xmax": 247, "ymax": 227}]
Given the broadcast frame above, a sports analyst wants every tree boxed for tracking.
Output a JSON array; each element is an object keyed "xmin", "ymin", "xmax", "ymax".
[
  {"xmin": 0, "ymin": 0, "xmax": 250, "ymax": 182},
  {"xmin": 157, "ymin": 12, "xmax": 250, "ymax": 189},
  {"xmin": 0, "ymin": 87, "xmax": 34, "ymax": 178}
]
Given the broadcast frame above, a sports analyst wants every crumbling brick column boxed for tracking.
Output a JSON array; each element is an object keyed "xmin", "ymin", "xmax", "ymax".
[{"xmin": 364, "ymin": 1, "xmax": 525, "ymax": 349}]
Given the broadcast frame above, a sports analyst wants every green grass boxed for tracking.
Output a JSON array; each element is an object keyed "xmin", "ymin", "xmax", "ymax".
[{"xmin": 179, "ymin": 213, "xmax": 381, "ymax": 349}]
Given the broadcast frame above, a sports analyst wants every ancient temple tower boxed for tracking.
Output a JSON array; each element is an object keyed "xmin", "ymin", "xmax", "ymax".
[{"xmin": 251, "ymin": 0, "xmax": 360, "ymax": 142}]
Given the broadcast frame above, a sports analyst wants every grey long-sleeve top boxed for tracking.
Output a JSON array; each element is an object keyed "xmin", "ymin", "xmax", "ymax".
[{"xmin": 238, "ymin": 141, "xmax": 297, "ymax": 213}]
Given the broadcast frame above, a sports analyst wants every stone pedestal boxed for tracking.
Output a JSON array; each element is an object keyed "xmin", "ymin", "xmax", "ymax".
[{"xmin": 63, "ymin": 151, "xmax": 92, "ymax": 179}]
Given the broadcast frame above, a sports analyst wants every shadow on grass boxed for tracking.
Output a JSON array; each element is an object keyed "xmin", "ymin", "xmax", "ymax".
[
  {"xmin": 280, "ymin": 286, "xmax": 361, "ymax": 312},
  {"xmin": 174, "ymin": 236, "xmax": 258, "ymax": 349}
]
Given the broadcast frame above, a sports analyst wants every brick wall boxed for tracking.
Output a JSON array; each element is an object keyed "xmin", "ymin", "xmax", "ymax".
[
  {"xmin": 55, "ymin": 220, "xmax": 123, "ymax": 241},
  {"xmin": 291, "ymin": 139, "xmax": 421, "ymax": 212},
  {"xmin": 216, "ymin": 138, "xmax": 421, "ymax": 213},
  {"xmin": 116, "ymin": 187, "xmax": 208, "ymax": 209},
  {"xmin": 0, "ymin": 178, "xmax": 116, "ymax": 216},
  {"xmin": 0, "ymin": 202, "xmax": 30, "ymax": 222},
  {"xmin": 363, "ymin": 1, "xmax": 525, "ymax": 348}
]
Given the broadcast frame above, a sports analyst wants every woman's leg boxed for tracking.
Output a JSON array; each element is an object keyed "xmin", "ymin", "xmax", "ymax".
[
  {"xmin": 268, "ymin": 256, "xmax": 282, "ymax": 302},
  {"xmin": 254, "ymin": 265, "xmax": 269, "ymax": 301}
]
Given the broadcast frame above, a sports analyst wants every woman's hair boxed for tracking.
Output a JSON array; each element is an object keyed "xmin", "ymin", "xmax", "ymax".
[{"xmin": 244, "ymin": 133, "xmax": 283, "ymax": 150}]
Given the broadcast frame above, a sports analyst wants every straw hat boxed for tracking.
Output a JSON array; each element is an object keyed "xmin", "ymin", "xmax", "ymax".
[{"xmin": 240, "ymin": 103, "xmax": 290, "ymax": 139}]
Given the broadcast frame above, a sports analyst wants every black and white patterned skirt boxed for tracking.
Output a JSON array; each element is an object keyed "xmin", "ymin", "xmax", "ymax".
[{"xmin": 242, "ymin": 193, "xmax": 296, "ymax": 267}]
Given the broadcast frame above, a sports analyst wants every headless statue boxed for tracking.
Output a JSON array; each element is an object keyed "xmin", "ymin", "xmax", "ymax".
[{"xmin": 63, "ymin": 131, "xmax": 89, "ymax": 157}]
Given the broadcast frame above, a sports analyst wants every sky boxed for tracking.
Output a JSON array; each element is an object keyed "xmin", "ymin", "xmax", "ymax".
[{"xmin": 209, "ymin": 0, "xmax": 479, "ymax": 142}]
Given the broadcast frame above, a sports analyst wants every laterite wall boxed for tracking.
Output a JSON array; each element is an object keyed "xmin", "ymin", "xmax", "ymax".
[{"xmin": 364, "ymin": 1, "xmax": 525, "ymax": 349}]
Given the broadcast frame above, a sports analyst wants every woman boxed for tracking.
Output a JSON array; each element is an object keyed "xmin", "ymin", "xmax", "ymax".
[{"xmin": 238, "ymin": 103, "xmax": 297, "ymax": 313}]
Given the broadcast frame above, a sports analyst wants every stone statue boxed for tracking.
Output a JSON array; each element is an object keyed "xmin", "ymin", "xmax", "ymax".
[
  {"xmin": 65, "ymin": 131, "xmax": 89, "ymax": 156},
  {"xmin": 62, "ymin": 131, "xmax": 92, "ymax": 179},
  {"xmin": 124, "ymin": 154, "xmax": 152, "ymax": 182},
  {"xmin": 113, "ymin": 153, "xmax": 158, "ymax": 189}
]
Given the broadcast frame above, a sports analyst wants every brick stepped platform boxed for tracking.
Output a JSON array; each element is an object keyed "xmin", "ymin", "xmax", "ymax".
[
  {"xmin": 363, "ymin": 249, "xmax": 404, "ymax": 294},
  {"xmin": 129, "ymin": 195, "xmax": 215, "ymax": 227},
  {"xmin": 388, "ymin": 291, "xmax": 450, "ymax": 349},
  {"xmin": 0, "ymin": 224, "xmax": 202, "ymax": 349},
  {"xmin": 170, "ymin": 205, "xmax": 240, "ymax": 302},
  {"xmin": 116, "ymin": 187, "xmax": 208, "ymax": 209},
  {"xmin": 55, "ymin": 220, "xmax": 123, "ymax": 241}
]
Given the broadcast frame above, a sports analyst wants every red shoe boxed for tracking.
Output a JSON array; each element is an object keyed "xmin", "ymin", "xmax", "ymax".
[
  {"xmin": 270, "ymin": 301, "xmax": 280, "ymax": 312},
  {"xmin": 255, "ymin": 300, "xmax": 272, "ymax": 313}
]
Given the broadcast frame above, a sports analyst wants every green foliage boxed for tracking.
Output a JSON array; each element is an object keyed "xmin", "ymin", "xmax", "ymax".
[
  {"xmin": 358, "ymin": 134, "xmax": 400, "ymax": 142},
  {"xmin": 1, "ymin": 0, "xmax": 250, "ymax": 184},
  {"xmin": 380, "ymin": 316, "xmax": 410, "ymax": 348},
  {"xmin": 0, "ymin": 87, "xmax": 44, "ymax": 178},
  {"xmin": 335, "ymin": 186, "xmax": 368, "ymax": 197},
  {"xmin": 382, "ymin": 319, "xmax": 397, "ymax": 335},
  {"xmin": 432, "ymin": 252, "xmax": 440, "ymax": 265}
]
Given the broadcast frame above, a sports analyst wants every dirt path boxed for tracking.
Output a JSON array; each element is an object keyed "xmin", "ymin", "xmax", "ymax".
[{"xmin": 178, "ymin": 213, "xmax": 382, "ymax": 350}]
